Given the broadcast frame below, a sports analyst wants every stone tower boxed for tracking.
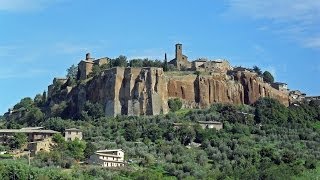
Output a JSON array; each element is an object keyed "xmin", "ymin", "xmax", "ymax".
[
  {"xmin": 175, "ymin": 44, "xmax": 183, "ymax": 69},
  {"xmin": 78, "ymin": 53, "xmax": 94, "ymax": 80}
]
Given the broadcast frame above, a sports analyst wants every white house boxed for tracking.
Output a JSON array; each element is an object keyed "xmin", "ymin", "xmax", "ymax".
[{"xmin": 88, "ymin": 149, "xmax": 125, "ymax": 167}]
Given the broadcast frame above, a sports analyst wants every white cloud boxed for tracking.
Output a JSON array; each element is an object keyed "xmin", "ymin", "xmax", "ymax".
[
  {"xmin": 225, "ymin": 0, "xmax": 320, "ymax": 50},
  {"xmin": 0, "ymin": 0, "xmax": 65, "ymax": 12}
]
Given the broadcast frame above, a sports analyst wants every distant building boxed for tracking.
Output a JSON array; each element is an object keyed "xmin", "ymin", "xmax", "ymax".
[
  {"xmin": 271, "ymin": 82, "xmax": 288, "ymax": 92},
  {"xmin": 88, "ymin": 149, "xmax": 125, "ymax": 168},
  {"xmin": 65, "ymin": 128, "xmax": 83, "ymax": 141},
  {"xmin": 192, "ymin": 59, "xmax": 232, "ymax": 73},
  {"xmin": 305, "ymin": 96, "xmax": 320, "ymax": 103},
  {"xmin": 173, "ymin": 121, "xmax": 223, "ymax": 130},
  {"xmin": 169, "ymin": 44, "xmax": 192, "ymax": 70},
  {"xmin": 197, "ymin": 121, "xmax": 223, "ymax": 130},
  {"xmin": 78, "ymin": 53, "xmax": 110, "ymax": 80},
  {"xmin": 191, "ymin": 58, "xmax": 208, "ymax": 71},
  {"xmin": 289, "ymin": 90, "xmax": 306, "ymax": 104},
  {"xmin": 0, "ymin": 127, "xmax": 59, "ymax": 155}
]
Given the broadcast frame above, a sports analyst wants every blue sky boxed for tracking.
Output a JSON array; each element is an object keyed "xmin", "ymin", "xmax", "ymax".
[{"xmin": 0, "ymin": 0, "xmax": 319, "ymax": 114}]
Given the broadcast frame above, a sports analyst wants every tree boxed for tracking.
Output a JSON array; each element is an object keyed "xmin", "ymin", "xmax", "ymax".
[
  {"xmin": 163, "ymin": 59, "xmax": 169, "ymax": 72},
  {"xmin": 26, "ymin": 107, "xmax": 44, "ymax": 125},
  {"xmin": 177, "ymin": 125, "xmax": 195, "ymax": 145},
  {"xmin": 263, "ymin": 71, "xmax": 274, "ymax": 83},
  {"xmin": 253, "ymin": 66, "xmax": 262, "ymax": 75},
  {"xmin": 124, "ymin": 122, "xmax": 140, "ymax": 141},
  {"xmin": 34, "ymin": 94, "xmax": 43, "ymax": 106},
  {"xmin": 129, "ymin": 59, "xmax": 144, "ymax": 67},
  {"xmin": 254, "ymin": 97, "xmax": 288, "ymax": 124},
  {"xmin": 84, "ymin": 142, "xmax": 97, "ymax": 158},
  {"xmin": 14, "ymin": 97, "xmax": 33, "ymax": 110},
  {"xmin": 168, "ymin": 98, "xmax": 183, "ymax": 112},
  {"xmin": 113, "ymin": 55, "xmax": 128, "ymax": 67},
  {"xmin": 81, "ymin": 101, "xmax": 104, "ymax": 120},
  {"xmin": 9, "ymin": 133, "xmax": 27, "ymax": 149},
  {"xmin": 67, "ymin": 139, "xmax": 86, "ymax": 161},
  {"xmin": 66, "ymin": 64, "xmax": 78, "ymax": 79},
  {"xmin": 42, "ymin": 91, "xmax": 47, "ymax": 104}
]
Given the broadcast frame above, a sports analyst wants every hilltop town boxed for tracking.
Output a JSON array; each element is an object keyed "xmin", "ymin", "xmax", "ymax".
[
  {"xmin": 1, "ymin": 44, "xmax": 319, "ymax": 179},
  {"xmin": 29, "ymin": 43, "xmax": 316, "ymax": 118}
]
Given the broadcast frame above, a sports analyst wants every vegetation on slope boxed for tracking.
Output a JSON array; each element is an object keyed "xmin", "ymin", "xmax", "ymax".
[{"xmin": 1, "ymin": 96, "xmax": 320, "ymax": 179}]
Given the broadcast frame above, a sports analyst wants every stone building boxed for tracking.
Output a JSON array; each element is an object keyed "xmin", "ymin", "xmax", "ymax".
[
  {"xmin": 77, "ymin": 53, "xmax": 110, "ymax": 80},
  {"xmin": 28, "ymin": 138, "xmax": 53, "ymax": 156},
  {"xmin": 88, "ymin": 149, "xmax": 125, "ymax": 168},
  {"xmin": 169, "ymin": 44, "xmax": 192, "ymax": 70},
  {"xmin": 271, "ymin": 82, "xmax": 288, "ymax": 92},
  {"xmin": 47, "ymin": 77, "xmax": 68, "ymax": 98},
  {"xmin": 305, "ymin": 96, "xmax": 320, "ymax": 103},
  {"xmin": 192, "ymin": 59, "xmax": 232, "ymax": 73},
  {"xmin": 0, "ymin": 127, "xmax": 59, "ymax": 155},
  {"xmin": 64, "ymin": 128, "xmax": 83, "ymax": 141},
  {"xmin": 191, "ymin": 58, "xmax": 208, "ymax": 71},
  {"xmin": 289, "ymin": 90, "xmax": 306, "ymax": 104}
]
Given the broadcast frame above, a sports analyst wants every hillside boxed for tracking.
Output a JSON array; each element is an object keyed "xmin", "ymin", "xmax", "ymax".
[
  {"xmin": 1, "ymin": 50, "xmax": 319, "ymax": 179},
  {"xmin": 1, "ymin": 97, "xmax": 320, "ymax": 179}
]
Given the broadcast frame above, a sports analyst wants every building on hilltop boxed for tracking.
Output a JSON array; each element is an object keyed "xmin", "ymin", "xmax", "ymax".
[
  {"xmin": 47, "ymin": 77, "xmax": 68, "ymax": 98},
  {"xmin": 305, "ymin": 96, "xmax": 320, "ymax": 103},
  {"xmin": 289, "ymin": 90, "xmax": 306, "ymax": 104},
  {"xmin": 271, "ymin": 82, "xmax": 288, "ymax": 92},
  {"xmin": 191, "ymin": 58, "xmax": 208, "ymax": 71},
  {"xmin": 87, "ymin": 149, "xmax": 125, "ymax": 168},
  {"xmin": 168, "ymin": 43, "xmax": 232, "ymax": 73},
  {"xmin": 65, "ymin": 128, "xmax": 83, "ymax": 141},
  {"xmin": 77, "ymin": 53, "xmax": 110, "ymax": 80},
  {"xmin": 169, "ymin": 44, "xmax": 192, "ymax": 70},
  {"xmin": 191, "ymin": 59, "xmax": 232, "ymax": 73}
]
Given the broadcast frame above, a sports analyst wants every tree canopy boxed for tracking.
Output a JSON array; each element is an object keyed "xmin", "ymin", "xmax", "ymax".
[{"xmin": 263, "ymin": 71, "xmax": 274, "ymax": 83}]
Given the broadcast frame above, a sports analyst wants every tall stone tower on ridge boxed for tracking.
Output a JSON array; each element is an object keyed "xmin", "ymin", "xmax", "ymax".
[
  {"xmin": 168, "ymin": 43, "xmax": 191, "ymax": 70},
  {"xmin": 78, "ymin": 53, "xmax": 94, "ymax": 80},
  {"xmin": 175, "ymin": 44, "xmax": 182, "ymax": 61}
]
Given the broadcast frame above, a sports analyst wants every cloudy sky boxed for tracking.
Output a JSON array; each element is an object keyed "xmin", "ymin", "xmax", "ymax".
[{"xmin": 0, "ymin": 0, "xmax": 319, "ymax": 114}]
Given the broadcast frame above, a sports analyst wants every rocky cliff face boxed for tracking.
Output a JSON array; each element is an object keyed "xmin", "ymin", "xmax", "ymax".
[
  {"xmin": 167, "ymin": 73, "xmax": 244, "ymax": 108},
  {"xmin": 67, "ymin": 67, "xmax": 169, "ymax": 117},
  {"xmin": 167, "ymin": 71, "xmax": 289, "ymax": 108},
  {"xmin": 49, "ymin": 68, "xmax": 289, "ymax": 117},
  {"xmin": 234, "ymin": 71, "xmax": 289, "ymax": 106}
]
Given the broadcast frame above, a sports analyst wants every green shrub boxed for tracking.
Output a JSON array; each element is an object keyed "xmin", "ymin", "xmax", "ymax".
[{"xmin": 168, "ymin": 98, "xmax": 182, "ymax": 112}]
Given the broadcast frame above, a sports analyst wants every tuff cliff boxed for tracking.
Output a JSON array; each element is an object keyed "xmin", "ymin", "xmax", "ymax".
[
  {"xmin": 66, "ymin": 67, "xmax": 169, "ymax": 117},
  {"xmin": 167, "ymin": 71, "xmax": 289, "ymax": 109},
  {"xmin": 47, "ymin": 67, "xmax": 289, "ymax": 117}
]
